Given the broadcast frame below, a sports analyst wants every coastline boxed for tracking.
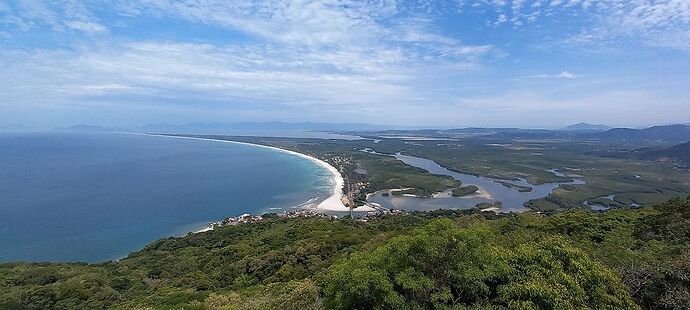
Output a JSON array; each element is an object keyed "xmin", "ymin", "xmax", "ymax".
[{"xmin": 125, "ymin": 133, "xmax": 349, "ymax": 212}]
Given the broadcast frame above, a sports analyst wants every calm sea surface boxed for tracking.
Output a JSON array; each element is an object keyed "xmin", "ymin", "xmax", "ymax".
[{"xmin": 0, "ymin": 132, "xmax": 332, "ymax": 262}]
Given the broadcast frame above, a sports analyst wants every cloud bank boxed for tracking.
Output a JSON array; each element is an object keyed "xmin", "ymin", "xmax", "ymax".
[{"xmin": 0, "ymin": 0, "xmax": 689, "ymax": 128}]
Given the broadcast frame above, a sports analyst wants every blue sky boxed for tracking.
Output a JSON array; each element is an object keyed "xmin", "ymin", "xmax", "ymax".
[{"xmin": 1, "ymin": 0, "xmax": 689, "ymax": 128}]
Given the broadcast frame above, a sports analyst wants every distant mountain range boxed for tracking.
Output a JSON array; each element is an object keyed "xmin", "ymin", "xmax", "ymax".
[
  {"xmin": 496, "ymin": 124, "xmax": 690, "ymax": 145},
  {"xmin": 57, "ymin": 125, "xmax": 125, "ymax": 132},
  {"xmin": 49, "ymin": 122, "xmax": 690, "ymax": 145},
  {"xmin": 366, "ymin": 123, "xmax": 613, "ymax": 136},
  {"xmin": 140, "ymin": 121, "xmax": 397, "ymax": 132},
  {"xmin": 357, "ymin": 124, "xmax": 690, "ymax": 146},
  {"xmin": 58, "ymin": 122, "xmax": 398, "ymax": 133},
  {"xmin": 589, "ymin": 125, "xmax": 690, "ymax": 144},
  {"xmin": 0, "ymin": 124, "xmax": 37, "ymax": 132},
  {"xmin": 563, "ymin": 123, "xmax": 611, "ymax": 131}
]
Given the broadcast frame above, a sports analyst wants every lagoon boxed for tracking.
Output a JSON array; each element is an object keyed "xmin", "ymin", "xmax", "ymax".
[{"xmin": 369, "ymin": 152, "xmax": 584, "ymax": 212}]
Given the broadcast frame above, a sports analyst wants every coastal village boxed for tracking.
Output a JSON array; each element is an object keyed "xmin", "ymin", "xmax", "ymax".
[
  {"xmin": 271, "ymin": 145, "xmax": 375, "ymax": 209},
  {"xmin": 193, "ymin": 139, "xmax": 401, "ymax": 234},
  {"xmin": 202, "ymin": 207, "xmax": 407, "ymax": 231},
  {"xmin": 322, "ymin": 153, "xmax": 371, "ymax": 208},
  {"xmin": 199, "ymin": 151, "xmax": 402, "ymax": 232}
]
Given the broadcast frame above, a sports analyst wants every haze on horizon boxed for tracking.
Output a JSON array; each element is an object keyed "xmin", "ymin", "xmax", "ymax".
[{"xmin": 1, "ymin": 0, "xmax": 689, "ymax": 129}]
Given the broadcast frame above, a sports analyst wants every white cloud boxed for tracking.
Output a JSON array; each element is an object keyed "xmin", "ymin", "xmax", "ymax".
[
  {"xmin": 1, "ymin": 0, "xmax": 108, "ymax": 33},
  {"xmin": 64, "ymin": 20, "xmax": 106, "ymax": 33},
  {"xmin": 0, "ymin": 0, "xmax": 496, "ymax": 117},
  {"xmin": 7, "ymin": 38, "xmax": 684, "ymax": 128},
  {"xmin": 602, "ymin": 0, "xmax": 690, "ymax": 49},
  {"xmin": 1, "ymin": 0, "xmax": 688, "ymax": 127},
  {"xmin": 495, "ymin": 13, "xmax": 507, "ymax": 25},
  {"xmin": 557, "ymin": 71, "xmax": 577, "ymax": 79},
  {"xmin": 116, "ymin": 0, "xmax": 493, "ymax": 62},
  {"xmin": 457, "ymin": 0, "xmax": 690, "ymax": 50},
  {"xmin": 16, "ymin": 0, "xmax": 57, "ymax": 24},
  {"xmin": 0, "ymin": 40, "xmax": 420, "ymax": 113},
  {"xmin": 533, "ymin": 71, "xmax": 579, "ymax": 79},
  {"xmin": 115, "ymin": 0, "xmax": 396, "ymax": 47}
]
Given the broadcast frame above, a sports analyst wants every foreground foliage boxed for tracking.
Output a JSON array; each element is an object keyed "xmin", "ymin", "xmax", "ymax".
[
  {"xmin": 2, "ymin": 197, "xmax": 689, "ymax": 309},
  {"xmin": 326, "ymin": 219, "xmax": 636, "ymax": 309}
]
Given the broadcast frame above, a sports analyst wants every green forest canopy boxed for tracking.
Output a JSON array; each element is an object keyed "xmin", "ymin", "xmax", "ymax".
[{"xmin": 1, "ymin": 197, "xmax": 689, "ymax": 309}]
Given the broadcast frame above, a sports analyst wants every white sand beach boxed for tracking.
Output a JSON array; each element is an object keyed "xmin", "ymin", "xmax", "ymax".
[
  {"xmin": 127, "ymin": 133, "xmax": 349, "ymax": 211},
  {"xmin": 480, "ymin": 207, "xmax": 501, "ymax": 212},
  {"xmin": 195, "ymin": 226, "xmax": 214, "ymax": 233}
]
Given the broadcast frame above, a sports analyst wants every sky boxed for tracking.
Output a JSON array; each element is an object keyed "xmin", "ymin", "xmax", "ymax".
[{"xmin": 1, "ymin": 0, "xmax": 689, "ymax": 129}]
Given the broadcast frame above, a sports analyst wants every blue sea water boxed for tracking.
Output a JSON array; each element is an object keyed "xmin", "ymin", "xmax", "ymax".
[{"xmin": 0, "ymin": 132, "xmax": 333, "ymax": 262}]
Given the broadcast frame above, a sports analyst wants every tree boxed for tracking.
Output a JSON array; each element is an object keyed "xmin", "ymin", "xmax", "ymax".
[{"xmin": 325, "ymin": 219, "xmax": 638, "ymax": 309}]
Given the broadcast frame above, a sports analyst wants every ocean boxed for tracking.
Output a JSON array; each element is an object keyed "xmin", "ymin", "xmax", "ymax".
[{"xmin": 0, "ymin": 132, "xmax": 333, "ymax": 262}]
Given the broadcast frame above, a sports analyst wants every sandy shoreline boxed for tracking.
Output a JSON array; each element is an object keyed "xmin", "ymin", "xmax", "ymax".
[
  {"xmin": 126, "ymin": 133, "xmax": 349, "ymax": 212},
  {"xmin": 195, "ymin": 226, "xmax": 214, "ymax": 233}
]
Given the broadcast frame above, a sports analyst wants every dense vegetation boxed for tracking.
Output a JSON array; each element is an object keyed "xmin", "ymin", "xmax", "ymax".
[
  {"xmin": 594, "ymin": 141, "xmax": 690, "ymax": 169},
  {"xmin": 451, "ymin": 185, "xmax": 479, "ymax": 197},
  {"xmin": 2, "ymin": 197, "xmax": 689, "ymax": 309},
  {"xmin": 357, "ymin": 155, "xmax": 460, "ymax": 197},
  {"xmin": 326, "ymin": 219, "xmax": 636, "ymax": 309}
]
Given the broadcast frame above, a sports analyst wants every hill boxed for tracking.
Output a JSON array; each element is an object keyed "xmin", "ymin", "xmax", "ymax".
[
  {"xmin": 591, "ymin": 124, "xmax": 690, "ymax": 144},
  {"xmin": 139, "ymin": 122, "xmax": 395, "ymax": 133},
  {"xmin": 564, "ymin": 122, "xmax": 611, "ymax": 131},
  {"xmin": 590, "ymin": 137, "xmax": 690, "ymax": 168},
  {"xmin": 56, "ymin": 125, "xmax": 125, "ymax": 132},
  {"xmin": 608, "ymin": 141, "xmax": 690, "ymax": 167},
  {"xmin": 636, "ymin": 141, "xmax": 690, "ymax": 162},
  {"xmin": 2, "ymin": 197, "xmax": 689, "ymax": 309}
]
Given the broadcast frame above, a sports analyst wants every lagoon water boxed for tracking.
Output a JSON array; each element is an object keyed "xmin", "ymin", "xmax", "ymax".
[
  {"xmin": 0, "ymin": 132, "xmax": 333, "ymax": 262},
  {"xmin": 369, "ymin": 153, "xmax": 584, "ymax": 213}
]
